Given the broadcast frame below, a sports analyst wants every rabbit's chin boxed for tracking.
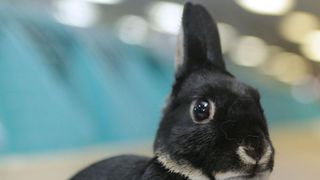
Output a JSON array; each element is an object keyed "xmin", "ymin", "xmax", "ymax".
[
  {"xmin": 156, "ymin": 151, "xmax": 271, "ymax": 180},
  {"xmin": 214, "ymin": 171, "xmax": 271, "ymax": 180}
]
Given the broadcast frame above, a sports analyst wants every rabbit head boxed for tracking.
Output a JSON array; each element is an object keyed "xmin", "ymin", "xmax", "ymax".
[{"xmin": 154, "ymin": 3, "xmax": 274, "ymax": 180}]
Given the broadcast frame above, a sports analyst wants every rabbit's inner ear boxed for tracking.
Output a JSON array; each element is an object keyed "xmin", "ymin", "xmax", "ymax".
[{"xmin": 175, "ymin": 28, "xmax": 184, "ymax": 70}]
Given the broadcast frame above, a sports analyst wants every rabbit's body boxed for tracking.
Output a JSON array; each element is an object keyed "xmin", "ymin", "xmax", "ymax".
[
  {"xmin": 71, "ymin": 155, "xmax": 189, "ymax": 180},
  {"xmin": 72, "ymin": 2, "xmax": 274, "ymax": 180}
]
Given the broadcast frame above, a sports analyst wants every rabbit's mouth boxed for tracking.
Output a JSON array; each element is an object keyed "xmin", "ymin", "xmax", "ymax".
[{"xmin": 214, "ymin": 170, "xmax": 271, "ymax": 180}]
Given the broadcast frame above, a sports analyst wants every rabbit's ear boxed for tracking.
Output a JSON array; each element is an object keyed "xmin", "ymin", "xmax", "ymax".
[{"xmin": 176, "ymin": 3, "xmax": 225, "ymax": 72}]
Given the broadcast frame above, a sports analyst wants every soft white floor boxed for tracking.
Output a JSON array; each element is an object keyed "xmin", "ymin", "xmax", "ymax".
[{"xmin": 1, "ymin": 128, "xmax": 320, "ymax": 180}]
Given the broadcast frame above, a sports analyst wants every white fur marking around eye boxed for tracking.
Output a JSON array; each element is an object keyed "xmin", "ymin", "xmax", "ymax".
[
  {"xmin": 237, "ymin": 146, "xmax": 256, "ymax": 165},
  {"xmin": 156, "ymin": 152, "xmax": 210, "ymax": 180},
  {"xmin": 259, "ymin": 144, "xmax": 272, "ymax": 165},
  {"xmin": 190, "ymin": 99, "xmax": 216, "ymax": 124}
]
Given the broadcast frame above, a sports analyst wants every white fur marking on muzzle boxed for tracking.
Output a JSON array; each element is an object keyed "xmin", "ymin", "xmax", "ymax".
[
  {"xmin": 237, "ymin": 144, "xmax": 273, "ymax": 165},
  {"xmin": 237, "ymin": 146, "xmax": 256, "ymax": 165},
  {"xmin": 259, "ymin": 144, "xmax": 272, "ymax": 165}
]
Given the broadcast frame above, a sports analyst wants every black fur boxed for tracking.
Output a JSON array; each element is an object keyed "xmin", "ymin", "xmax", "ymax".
[{"xmin": 71, "ymin": 2, "xmax": 274, "ymax": 180}]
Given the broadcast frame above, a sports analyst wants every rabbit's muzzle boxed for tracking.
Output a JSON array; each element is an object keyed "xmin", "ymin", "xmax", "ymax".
[
  {"xmin": 216, "ymin": 98, "xmax": 274, "ymax": 178},
  {"xmin": 236, "ymin": 142, "xmax": 273, "ymax": 169},
  {"xmin": 214, "ymin": 142, "xmax": 273, "ymax": 180}
]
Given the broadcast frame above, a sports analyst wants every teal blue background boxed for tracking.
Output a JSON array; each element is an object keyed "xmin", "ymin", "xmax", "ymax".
[{"xmin": 0, "ymin": 7, "xmax": 319, "ymax": 156}]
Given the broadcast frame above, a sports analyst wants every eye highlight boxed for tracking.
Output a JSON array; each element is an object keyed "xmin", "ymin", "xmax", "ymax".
[{"xmin": 190, "ymin": 98, "xmax": 215, "ymax": 123}]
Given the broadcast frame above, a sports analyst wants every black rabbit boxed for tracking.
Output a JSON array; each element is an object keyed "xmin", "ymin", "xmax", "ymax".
[{"xmin": 71, "ymin": 2, "xmax": 274, "ymax": 180}]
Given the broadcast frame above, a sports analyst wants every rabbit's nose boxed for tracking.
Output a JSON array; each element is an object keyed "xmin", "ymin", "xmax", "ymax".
[
  {"xmin": 236, "ymin": 144, "xmax": 273, "ymax": 165},
  {"xmin": 237, "ymin": 146, "xmax": 258, "ymax": 164},
  {"xmin": 244, "ymin": 147, "xmax": 259, "ymax": 161}
]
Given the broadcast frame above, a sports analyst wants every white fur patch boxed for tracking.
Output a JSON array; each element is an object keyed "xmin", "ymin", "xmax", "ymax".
[
  {"xmin": 236, "ymin": 146, "xmax": 256, "ymax": 165},
  {"xmin": 156, "ymin": 152, "xmax": 210, "ymax": 180},
  {"xmin": 215, "ymin": 171, "xmax": 247, "ymax": 180},
  {"xmin": 237, "ymin": 144, "xmax": 273, "ymax": 166},
  {"xmin": 259, "ymin": 144, "xmax": 272, "ymax": 165},
  {"xmin": 214, "ymin": 171, "xmax": 271, "ymax": 180}
]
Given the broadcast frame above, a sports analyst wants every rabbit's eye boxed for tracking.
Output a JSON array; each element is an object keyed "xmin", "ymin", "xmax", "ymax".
[{"xmin": 190, "ymin": 99, "xmax": 215, "ymax": 123}]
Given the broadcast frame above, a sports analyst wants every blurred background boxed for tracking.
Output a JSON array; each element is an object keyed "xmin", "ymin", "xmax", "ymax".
[{"xmin": 0, "ymin": 0, "xmax": 319, "ymax": 179}]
